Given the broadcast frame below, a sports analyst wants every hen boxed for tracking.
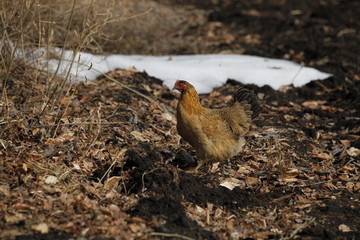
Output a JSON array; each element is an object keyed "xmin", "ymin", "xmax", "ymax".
[{"xmin": 173, "ymin": 80, "xmax": 260, "ymax": 170}]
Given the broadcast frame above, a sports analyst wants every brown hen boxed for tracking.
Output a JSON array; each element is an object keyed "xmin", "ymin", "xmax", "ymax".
[{"xmin": 173, "ymin": 80, "xmax": 260, "ymax": 170}]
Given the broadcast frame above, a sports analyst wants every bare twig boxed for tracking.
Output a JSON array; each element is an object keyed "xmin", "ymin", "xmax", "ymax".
[
  {"xmin": 290, "ymin": 64, "xmax": 304, "ymax": 86},
  {"xmin": 52, "ymin": 84, "xmax": 76, "ymax": 137},
  {"xmin": 150, "ymin": 232, "xmax": 194, "ymax": 240},
  {"xmin": 47, "ymin": 55, "xmax": 170, "ymax": 113},
  {"xmin": 78, "ymin": 105, "xmax": 103, "ymax": 163},
  {"xmin": 141, "ymin": 168, "xmax": 161, "ymax": 192},
  {"xmin": 1, "ymin": 0, "xmax": 37, "ymax": 101},
  {"xmin": 0, "ymin": 139, "xmax": 6, "ymax": 149},
  {"xmin": 281, "ymin": 217, "xmax": 315, "ymax": 240},
  {"xmin": 95, "ymin": 148, "xmax": 127, "ymax": 189},
  {"xmin": 102, "ymin": 73, "xmax": 168, "ymax": 112},
  {"xmin": 295, "ymin": 180, "xmax": 331, "ymax": 188},
  {"xmin": 33, "ymin": 121, "xmax": 125, "ymax": 128}
]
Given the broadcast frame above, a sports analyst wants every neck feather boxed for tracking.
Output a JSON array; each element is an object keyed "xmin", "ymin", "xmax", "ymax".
[{"xmin": 179, "ymin": 88, "xmax": 204, "ymax": 114}]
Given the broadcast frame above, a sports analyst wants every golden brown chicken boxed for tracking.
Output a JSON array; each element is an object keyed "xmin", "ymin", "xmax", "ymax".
[{"xmin": 173, "ymin": 80, "xmax": 260, "ymax": 169}]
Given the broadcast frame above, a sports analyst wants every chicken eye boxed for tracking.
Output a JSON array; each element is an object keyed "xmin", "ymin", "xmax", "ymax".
[{"xmin": 181, "ymin": 84, "xmax": 187, "ymax": 92}]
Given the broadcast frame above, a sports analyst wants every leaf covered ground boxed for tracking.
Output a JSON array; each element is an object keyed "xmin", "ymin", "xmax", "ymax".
[{"xmin": 1, "ymin": 0, "xmax": 359, "ymax": 239}]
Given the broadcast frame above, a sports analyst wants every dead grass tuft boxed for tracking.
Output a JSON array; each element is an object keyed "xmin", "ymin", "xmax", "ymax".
[{"xmin": 0, "ymin": 0, "xmax": 130, "ymax": 200}]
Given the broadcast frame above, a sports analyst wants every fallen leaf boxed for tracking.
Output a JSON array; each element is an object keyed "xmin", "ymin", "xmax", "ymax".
[
  {"xmin": 195, "ymin": 205, "xmax": 206, "ymax": 215},
  {"xmin": 354, "ymin": 182, "xmax": 360, "ymax": 192},
  {"xmin": 130, "ymin": 217, "xmax": 146, "ymax": 223},
  {"xmin": 245, "ymin": 176, "xmax": 260, "ymax": 185},
  {"xmin": 45, "ymin": 132, "xmax": 74, "ymax": 146},
  {"xmin": 338, "ymin": 224, "xmax": 351, "ymax": 232},
  {"xmin": 284, "ymin": 114, "xmax": 294, "ymax": 121},
  {"xmin": 278, "ymin": 177, "xmax": 298, "ymax": 183},
  {"xmin": 60, "ymin": 97, "xmax": 72, "ymax": 104},
  {"xmin": 210, "ymin": 162, "xmax": 220, "ymax": 173},
  {"xmin": 44, "ymin": 175, "xmax": 59, "ymax": 185},
  {"xmin": 105, "ymin": 189, "xmax": 122, "ymax": 199},
  {"xmin": 226, "ymin": 219, "xmax": 234, "ymax": 229},
  {"xmin": 32, "ymin": 223, "xmax": 49, "ymax": 234},
  {"xmin": 243, "ymin": 9, "xmax": 261, "ymax": 16},
  {"xmin": 12, "ymin": 203, "xmax": 33, "ymax": 210},
  {"xmin": 213, "ymin": 208, "xmax": 223, "ymax": 220},
  {"xmin": 22, "ymin": 163, "xmax": 28, "ymax": 172},
  {"xmin": 209, "ymin": 91, "xmax": 220, "ymax": 97},
  {"xmin": 253, "ymin": 231, "xmax": 273, "ymax": 239},
  {"xmin": 302, "ymin": 100, "xmax": 326, "ymax": 109},
  {"xmin": 271, "ymin": 193, "xmax": 294, "ymax": 203},
  {"xmin": 312, "ymin": 152, "xmax": 333, "ymax": 161},
  {"xmin": 109, "ymin": 204, "xmax": 123, "ymax": 219},
  {"xmin": 43, "ymin": 202, "xmax": 52, "ymax": 210},
  {"xmin": 340, "ymin": 140, "xmax": 351, "ymax": 147},
  {"xmin": 130, "ymin": 131, "xmax": 148, "ymax": 142},
  {"xmin": 220, "ymin": 178, "xmax": 243, "ymax": 190},
  {"xmin": 104, "ymin": 176, "xmax": 123, "ymax": 190},
  {"xmin": 73, "ymin": 163, "xmax": 81, "ymax": 171},
  {"xmin": 346, "ymin": 147, "xmax": 359, "ymax": 157},
  {"xmin": 345, "ymin": 182, "xmax": 354, "ymax": 192},
  {"xmin": 5, "ymin": 213, "xmax": 26, "ymax": 224},
  {"xmin": 128, "ymin": 223, "xmax": 141, "ymax": 233},
  {"xmin": 283, "ymin": 168, "xmax": 301, "ymax": 176},
  {"xmin": 237, "ymin": 165, "xmax": 252, "ymax": 174},
  {"xmin": 296, "ymin": 204, "xmax": 312, "ymax": 209},
  {"xmin": 0, "ymin": 185, "xmax": 10, "ymax": 196},
  {"xmin": 339, "ymin": 174, "xmax": 349, "ymax": 181},
  {"xmin": 161, "ymin": 112, "xmax": 174, "ymax": 121}
]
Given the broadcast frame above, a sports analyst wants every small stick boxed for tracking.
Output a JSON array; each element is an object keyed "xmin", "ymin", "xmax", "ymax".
[
  {"xmin": 282, "ymin": 217, "xmax": 315, "ymax": 240},
  {"xmin": 33, "ymin": 121, "xmax": 124, "ymax": 128},
  {"xmin": 99, "ymin": 71, "xmax": 169, "ymax": 113},
  {"xmin": 95, "ymin": 148, "xmax": 127, "ymax": 189},
  {"xmin": 291, "ymin": 65, "xmax": 303, "ymax": 86},
  {"xmin": 150, "ymin": 232, "xmax": 194, "ymax": 240},
  {"xmin": 294, "ymin": 180, "xmax": 331, "ymax": 188}
]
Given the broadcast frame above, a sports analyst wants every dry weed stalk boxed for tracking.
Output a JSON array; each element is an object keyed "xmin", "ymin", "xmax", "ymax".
[
  {"xmin": 0, "ymin": 0, "xmax": 39, "ymax": 141},
  {"xmin": 39, "ymin": 0, "xmax": 121, "ymax": 117},
  {"xmin": 0, "ymin": 0, "xmax": 132, "ymax": 186}
]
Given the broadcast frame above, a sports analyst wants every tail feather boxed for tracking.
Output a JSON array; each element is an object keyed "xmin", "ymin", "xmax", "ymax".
[{"xmin": 233, "ymin": 88, "xmax": 260, "ymax": 119}]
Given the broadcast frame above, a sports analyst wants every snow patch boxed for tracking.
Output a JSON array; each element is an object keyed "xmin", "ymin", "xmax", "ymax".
[{"xmin": 32, "ymin": 48, "xmax": 332, "ymax": 93}]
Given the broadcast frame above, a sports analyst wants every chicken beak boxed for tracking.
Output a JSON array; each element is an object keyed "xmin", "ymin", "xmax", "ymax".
[
  {"xmin": 172, "ymin": 83, "xmax": 179, "ymax": 92},
  {"xmin": 172, "ymin": 80, "xmax": 179, "ymax": 92}
]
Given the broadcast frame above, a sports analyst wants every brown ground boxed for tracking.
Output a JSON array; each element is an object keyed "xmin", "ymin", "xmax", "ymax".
[{"xmin": 1, "ymin": 0, "xmax": 359, "ymax": 240}]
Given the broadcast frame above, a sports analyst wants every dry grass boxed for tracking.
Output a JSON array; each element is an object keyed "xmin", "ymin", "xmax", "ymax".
[
  {"xmin": 0, "ymin": 0, "xmax": 207, "ymax": 55},
  {"xmin": 0, "ymin": 1, "xmax": 204, "ymax": 230},
  {"xmin": 0, "ymin": 0, "xmax": 207, "ymax": 113},
  {"xmin": 0, "ymin": 0, "xmax": 208, "ymax": 146},
  {"xmin": 0, "ymin": 0, "xmax": 125, "ymax": 190}
]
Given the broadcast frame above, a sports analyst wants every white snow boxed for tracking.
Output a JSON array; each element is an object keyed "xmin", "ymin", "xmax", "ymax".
[{"xmin": 33, "ymin": 48, "xmax": 332, "ymax": 94}]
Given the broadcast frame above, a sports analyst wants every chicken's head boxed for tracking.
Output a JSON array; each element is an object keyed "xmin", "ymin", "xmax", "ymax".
[{"xmin": 173, "ymin": 80, "xmax": 188, "ymax": 93}]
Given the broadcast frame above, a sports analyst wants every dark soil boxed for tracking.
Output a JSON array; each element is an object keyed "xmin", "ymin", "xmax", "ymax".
[{"xmin": 117, "ymin": 1, "xmax": 360, "ymax": 239}]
